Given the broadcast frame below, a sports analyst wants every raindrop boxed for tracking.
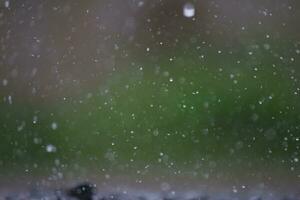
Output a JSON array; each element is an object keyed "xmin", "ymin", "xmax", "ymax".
[
  {"xmin": 153, "ymin": 129, "xmax": 159, "ymax": 136},
  {"xmin": 51, "ymin": 122, "xmax": 58, "ymax": 130},
  {"xmin": 2, "ymin": 79, "xmax": 8, "ymax": 86},
  {"xmin": 183, "ymin": 3, "xmax": 195, "ymax": 18},
  {"xmin": 46, "ymin": 144, "xmax": 57, "ymax": 153},
  {"xmin": 33, "ymin": 116, "xmax": 38, "ymax": 124},
  {"xmin": 232, "ymin": 186, "xmax": 238, "ymax": 193},
  {"xmin": 160, "ymin": 182, "xmax": 171, "ymax": 191},
  {"xmin": 4, "ymin": 0, "xmax": 9, "ymax": 8},
  {"xmin": 7, "ymin": 96, "xmax": 12, "ymax": 105}
]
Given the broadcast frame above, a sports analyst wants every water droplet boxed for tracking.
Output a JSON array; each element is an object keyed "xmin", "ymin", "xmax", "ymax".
[
  {"xmin": 153, "ymin": 129, "xmax": 159, "ymax": 136},
  {"xmin": 232, "ymin": 186, "xmax": 238, "ymax": 193},
  {"xmin": 33, "ymin": 116, "xmax": 38, "ymax": 124},
  {"xmin": 183, "ymin": 3, "xmax": 195, "ymax": 18},
  {"xmin": 4, "ymin": 0, "xmax": 9, "ymax": 8},
  {"xmin": 51, "ymin": 122, "xmax": 58, "ymax": 130},
  {"xmin": 46, "ymin": 144, "xmax": 57, "ymax": 153},
  {"xmin": 7, "ymin": 95, "xmax": 12, "ymax": 105},
  {"xmin": 2, "ymin": 79, "xmax": 8, "ymax": 86}
]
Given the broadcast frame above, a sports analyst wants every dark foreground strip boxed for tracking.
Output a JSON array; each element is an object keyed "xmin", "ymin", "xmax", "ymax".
[{"xmin": 4, "ymin": 183, "xmax": 300, "ymax": 200}]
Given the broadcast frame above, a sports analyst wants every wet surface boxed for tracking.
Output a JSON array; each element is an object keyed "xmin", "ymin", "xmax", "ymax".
[{"xmin": 1, "ymin": 181, "xmax": 300, "ymax": 200}]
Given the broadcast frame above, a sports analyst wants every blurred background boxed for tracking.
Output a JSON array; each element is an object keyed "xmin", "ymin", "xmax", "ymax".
[{"xmin": 0, "ymin": 0, "xmax": 299, "ymax": 192}]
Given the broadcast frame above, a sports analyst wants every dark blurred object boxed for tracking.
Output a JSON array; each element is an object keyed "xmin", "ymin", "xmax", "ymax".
[{"xmin": 67, "ymin": 182, "xmax": 96, "ymax": 200}]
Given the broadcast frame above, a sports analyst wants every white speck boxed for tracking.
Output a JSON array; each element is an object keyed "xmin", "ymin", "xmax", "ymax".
[
  {"xmin": 163, "ymin": 71, "xmax": 169, "ymax": 77},
  {"xmin": 146, "ymin": 47, "xmax": 150, "ymax": 52},
  {"xmin": 294, "ymin": 158, "xmax": 299, "ymax": 162},
  {"xmin": 137, "ymin": 1, "xmax": 144, "ymax": 7},
  {"xmin": 2, "ymin": 79, "xmax": 8, "ymax": 86},
  {"xmin": 263, "ymin": 44, "xmax": 270, "ymax": 50},
  {"xmin": 203, "ymin": 102, "xmax": 209, "ymax": 108},
  {"xmin": 4, "ymin": 0, "xmax": 9, "ymax": 8},
  {"xmin": 17, "ymin": 121, "xmax": 26, "ymax": 132},
  {"xmin": 7, "ymin": 95, "xmax": 12, "ymax": 104},
  {"xmin": 183, "ymin": 3, "xmax": 195, "ymax": 18},
  {"xmin": 46, "ymin": 144, "xmax": 57, "ymax": 153},
  {"xmin": 232, "ymin": 186, "xmax": 238, "ymax": 193},
  {"xmin": 153, "ymin": 129, "xmax": 159, "ymax": 136},
  {"xmin": 104, "ymin": 149, "xmax": 116, "ymax": 161},
  {"xmin": 33, "ymin": 137, "xmax": 41, "ymax": 144},
  {"xmin": 160, "ymin": 182, "xmax": 171, "ymax": 191},
  {"xmin": 192, "ymin": 90, "xmax": 199, "ymax": 95},
  {"xmin": 33, "ymin": 116, "xmax": 38, "ymax": 124},
  {"xmin": 51, "ymin": 122, "xmax": 58, "ymax": 130}
]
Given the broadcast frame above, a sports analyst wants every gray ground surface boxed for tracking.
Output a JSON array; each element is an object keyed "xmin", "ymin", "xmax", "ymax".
[{"xmin": 1, "ymin": 181, "xmax": 299, "ymax": 200}]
